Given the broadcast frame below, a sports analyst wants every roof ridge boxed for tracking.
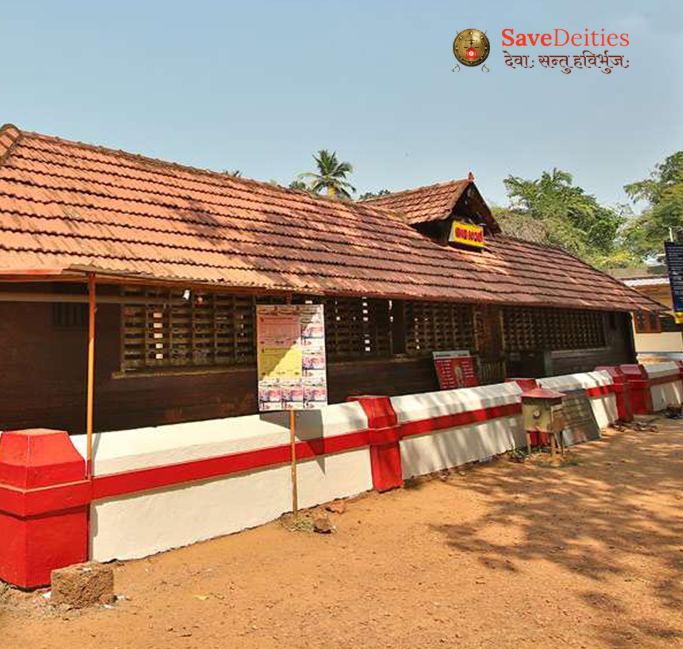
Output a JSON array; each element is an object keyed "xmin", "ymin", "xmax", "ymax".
[
  {"xmin": 0, "ymin": 124, "xmax": 24, "ymax": 167},
  {"xmin": 17, "ymin": 127, "xmax": 403, "ymax": 220},
  {"xmin": 360, "ymin": 178, "xmax": 468, "ymax": 202}
]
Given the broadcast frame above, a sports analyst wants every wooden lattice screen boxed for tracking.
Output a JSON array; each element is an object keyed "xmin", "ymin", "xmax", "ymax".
[
  {"xmin": 403, "ymin": 301, "xmax": 475, "ymax": 355},
  {"xmin": 321, "ymin": 297, "xmax": 392, "ymax": 361},
  {"xmin": 121, "ymin": 288, "xmax": 256, "ymax": 370},
  {"xmin": 121, "ymin": 289, "xmax": 395, "ymax": 371},
  {"xmin": 502, "ymin": 306, "xmax": 605, "ymax": 351}
]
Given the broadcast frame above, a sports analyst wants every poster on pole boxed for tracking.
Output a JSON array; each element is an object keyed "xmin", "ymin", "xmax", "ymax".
[
  {"xmin": 665, "ymin": 242, "xmax": 683, "ymax": 324},
  {"xmin": 256, "ymin": 304, "xmax": 328, "ymax": 411},
  {"xmin": 433, "ymin": 350, "xmax": 479, "ymax": 390}
]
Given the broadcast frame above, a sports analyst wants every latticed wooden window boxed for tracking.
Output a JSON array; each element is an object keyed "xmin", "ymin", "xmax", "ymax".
[
  {"xmin": 502, "ymin": 306, "xmax": 606, "ymax": 351},
  {"xmin": 403, "ymin": 301, "xmax": 475, "ymax": 355},
  {"xmin": 121, "ymin": 289, "xmax": 395, "ymax": 371},
  {"xmin": 633, "ymin": 311, "xmax": 661, "ymax": 334},
  {"xmin": 122, "ymin": 288, "xmax": 256, "ymax": 371},
  {"xmin": 322, "ymin": 296, "xmax": 392, "ymax": 361}
]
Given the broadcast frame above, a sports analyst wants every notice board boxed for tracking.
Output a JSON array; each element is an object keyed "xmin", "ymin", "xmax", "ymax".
[
  {"xmin": 665, "ymin": 242, "xmax": 683, "ymax": 323},
  {"xmin": 560, "ymin": 389, "xmax": 601, "ymax": 446},
  {"xmin": 256, "ymin": 304, "xmax": 328, "ymax": 411},
  {"xmin": 433, "ymin": 350, "xmax": 479, "ymax": 390}
]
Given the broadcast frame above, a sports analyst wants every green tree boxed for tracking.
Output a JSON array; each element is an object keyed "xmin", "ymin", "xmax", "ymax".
[
  {"xmin": 502, "ymin": 168, "xmax": 624, "ymax": 266},
  {"xmin": 288, "ymin": 179, "xmax": 309, "ymax": 192},
  {"xmin": 623, "ymin": 152, "xmax": 683, "ymax": 261},
  {"xmin": 298, "ymin": 150, "xmax": 356, "ymax": 198},
  {"xmin": 359, "ymin": 189, "xmax": 390, "ymax": 200}
]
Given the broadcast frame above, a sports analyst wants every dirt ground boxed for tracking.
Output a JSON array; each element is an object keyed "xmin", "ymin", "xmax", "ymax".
[{"xmin": 3, "ymin": 417, "xmax": 683, "ymax": 649}]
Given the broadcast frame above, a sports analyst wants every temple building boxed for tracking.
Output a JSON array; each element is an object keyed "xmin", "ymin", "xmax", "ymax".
[{"xmin": 0, "ymin": 124, "xmax": 660, "ymax": 434}]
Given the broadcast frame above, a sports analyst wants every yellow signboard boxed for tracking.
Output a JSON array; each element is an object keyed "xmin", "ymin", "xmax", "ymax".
[{"xmin": 449, "ymin": 221, "xmax": 484, "ymax": 248}]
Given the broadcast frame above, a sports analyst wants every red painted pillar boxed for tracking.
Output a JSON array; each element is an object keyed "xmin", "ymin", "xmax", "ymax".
[
  {"xmin": 595, "ymin": 366, "xmax": 633, "ymax": 422},
  {"xmin": 0, "ymin": 429, "xmax": 90, "ymax": 588},
  {"xmin": 619, "ymin": 365, "xmax": 653, "ymax": 415},
  {"xmin": 347, "ymin": 395, "xmax": 403, "ymax": 492}
]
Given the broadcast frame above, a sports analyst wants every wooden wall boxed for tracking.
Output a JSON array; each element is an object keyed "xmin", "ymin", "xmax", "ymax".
[
  {"xmin": 550, "ymin": 312, "xmax": 636, "ymax": 375},
  {"xmin": 0, "ymin": 291, "xmax": 635, "ymax": 434},
  {"xmin": 0, "ymin": 297, "xmax": 440, "ymax": 434}
]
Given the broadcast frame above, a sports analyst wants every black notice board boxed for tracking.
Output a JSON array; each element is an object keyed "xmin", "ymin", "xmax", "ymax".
[
  {"xmin": 560, "ymin": 389, "xmax": 601, "ymax": 446},
  {"xmin": 665, "ymin": 242, "xmax": 683, "ymax": 319}
]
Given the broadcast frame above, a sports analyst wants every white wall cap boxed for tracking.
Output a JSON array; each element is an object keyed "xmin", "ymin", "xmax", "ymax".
[
  {"xmin": 643, "ymin": 361, "xmax": 680, "ymax": 379},
  {"xmin": 390, "ymin": 382, "xmax": 522, "ymax": 425},
  {"xmin": 539, "ymin": 370, "xmax": 613, "ymax": 393},
  {"xmin": 70, "ymin": 401, "xmax": 367, "ymax": 476}
]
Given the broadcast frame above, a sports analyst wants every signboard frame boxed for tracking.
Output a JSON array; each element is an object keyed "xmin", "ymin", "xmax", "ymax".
[
  {"xmin": 256, "ymin": 304, "xmax": 328, "ymax": 411},
  {"xmin": 256, "ymin": 303, "xmax": 328, "ymax": 514}
]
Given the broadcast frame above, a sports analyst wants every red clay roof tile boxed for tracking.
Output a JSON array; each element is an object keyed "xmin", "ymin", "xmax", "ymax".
[
  {"xmin": 0, "ymin": 124, "xmax": 658, "ymax": 312},
  {"xmin": 362, "ymin": 180, "xmax": 470, "ymax": 224}
]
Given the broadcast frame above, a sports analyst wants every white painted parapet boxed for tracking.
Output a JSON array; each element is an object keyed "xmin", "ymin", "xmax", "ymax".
[
  {"xmin": 539, "ymin": 371, "xmax": 617, "ymax": 429},
  {"xmin": 391, "ymin": 383, "xmax": 524, "ymax": 480},
  {"xmin": 71, "ymin": 403, "xmax": 372, "ymax": 562},
  {"xmin": 642, "ymin": 362, "xmax": 683, "ymax": 411}
]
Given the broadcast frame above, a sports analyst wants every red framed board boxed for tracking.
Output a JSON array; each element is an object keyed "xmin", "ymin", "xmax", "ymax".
[{"xmin": 433, "ymin": 350, "xmax": 479, "ymax": 390}]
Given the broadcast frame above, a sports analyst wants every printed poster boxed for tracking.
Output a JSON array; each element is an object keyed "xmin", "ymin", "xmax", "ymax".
[
  {"xmin": 433, "ymin": 350, "xmax": 479, "ymax": 390},
  {"xmin": 257, "ymin": 304, "xmax": 328, "ymax": 411}
]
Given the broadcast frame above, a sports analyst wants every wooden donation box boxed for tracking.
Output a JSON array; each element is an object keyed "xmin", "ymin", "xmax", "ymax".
[{"xmin": 521, "ymin": 387, "xmax": 566, "ymax": 456}]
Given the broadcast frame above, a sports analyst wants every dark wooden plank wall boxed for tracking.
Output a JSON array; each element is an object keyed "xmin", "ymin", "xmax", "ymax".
[
  {"xmin": 550, "ymin": 312, "xmax": 636, "ymax": 375},
  {"xmin": 0, "ymin": 292, "xmax": 635, "ymax": 434}
]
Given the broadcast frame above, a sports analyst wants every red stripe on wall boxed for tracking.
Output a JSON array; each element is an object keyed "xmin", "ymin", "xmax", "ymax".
[
  {"xmin": 90, "ymin": 401, "xmax": 524, "ymax": 501},
  {"xmin": 92, "ymin": 430, "xmax": 370, "ymax": 500},
  {"xmin": 585, "ymin": 385, "xmax": 614, "ymax": 398},
  {"xmin": 400, "ymin": 403, "xmax": 522, "ymax": 438}
]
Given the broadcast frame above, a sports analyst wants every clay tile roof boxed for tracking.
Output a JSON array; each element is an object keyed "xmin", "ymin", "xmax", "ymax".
[
  {"xmin": 361, "ymin": 180, "xmax": 470, "ymax": 225},
  {"xmin": 0, "ymin": 124, "xmax": 660, "ymax": 312}
]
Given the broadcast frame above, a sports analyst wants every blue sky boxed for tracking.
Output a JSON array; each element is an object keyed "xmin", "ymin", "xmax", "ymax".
[{"xmin": 0, "ymin": 0, "xmax": 680, "ymax": 209}]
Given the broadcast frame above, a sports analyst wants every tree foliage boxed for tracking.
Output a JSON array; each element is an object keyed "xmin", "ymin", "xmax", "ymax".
[
  {"xmin": 298, "ymin": 150, "xmax": 356, "ymax": 198},
  {"xmin": 359, "ymin": 189, "xmax": 390, "ymax": 200},
  {"xmin": 288, "ymin": 179, "xmax": 309, "ymax": 192},
  {"xmin": 502, "ymin": 168, "xmax": 629, "ymax": 267},
  {"xmin": 622, "ymin": 152, "xmax": 683, "ymax": 262}
]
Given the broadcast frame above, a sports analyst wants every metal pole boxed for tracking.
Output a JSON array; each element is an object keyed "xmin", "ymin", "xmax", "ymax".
[
  {"xmin": 284, "ymin": 292, "xmax": 300, "ymax": 514},
  {"xmin": 86, "ymin": 273, "xmax": 97, "ymax": 478},
  {"xmin": 290, "ymin": 409, "xmax": 298, "ymax": 515}
]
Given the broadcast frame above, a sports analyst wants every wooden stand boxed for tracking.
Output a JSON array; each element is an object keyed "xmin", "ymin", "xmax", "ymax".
[{"xmin": 525, "ymin": 429, "xmax": 565, "ymax": 458}]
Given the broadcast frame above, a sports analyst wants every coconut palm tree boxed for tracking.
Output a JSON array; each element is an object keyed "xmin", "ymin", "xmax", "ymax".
[{"xmin": 298, "ymin": 150, "xmax": 356, "ymax": 198}]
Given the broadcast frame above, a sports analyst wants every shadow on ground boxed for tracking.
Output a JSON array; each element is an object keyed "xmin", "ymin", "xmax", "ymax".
[{"xmin": 430, "ymin": 421, "xmax": 683, "ymax": 648}]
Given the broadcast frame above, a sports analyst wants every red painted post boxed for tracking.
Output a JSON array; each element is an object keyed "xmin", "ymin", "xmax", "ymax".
[
  {"xmin": 619, "ymin": 365, "xmax": 653, "ymax": 415},
  {"xmin": 0, "ymin": 429, "xmax": 90, "ymax": 588},
  {"xmin": 505, "ymin": 378, "xmax": 538, "ymax": 392},
  {"xmin": 347, "ymin": 396, "xmax": 403, "ymax": 492},
  {"xmin": 595, "ymin": 366, "xmax": 633, "ymax": 422}
]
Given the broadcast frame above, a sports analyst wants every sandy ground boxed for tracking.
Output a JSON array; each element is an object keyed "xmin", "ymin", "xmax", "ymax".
[{"xmin": 3, "ymin": 418, "xmax": 683, "ymax": 649}]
